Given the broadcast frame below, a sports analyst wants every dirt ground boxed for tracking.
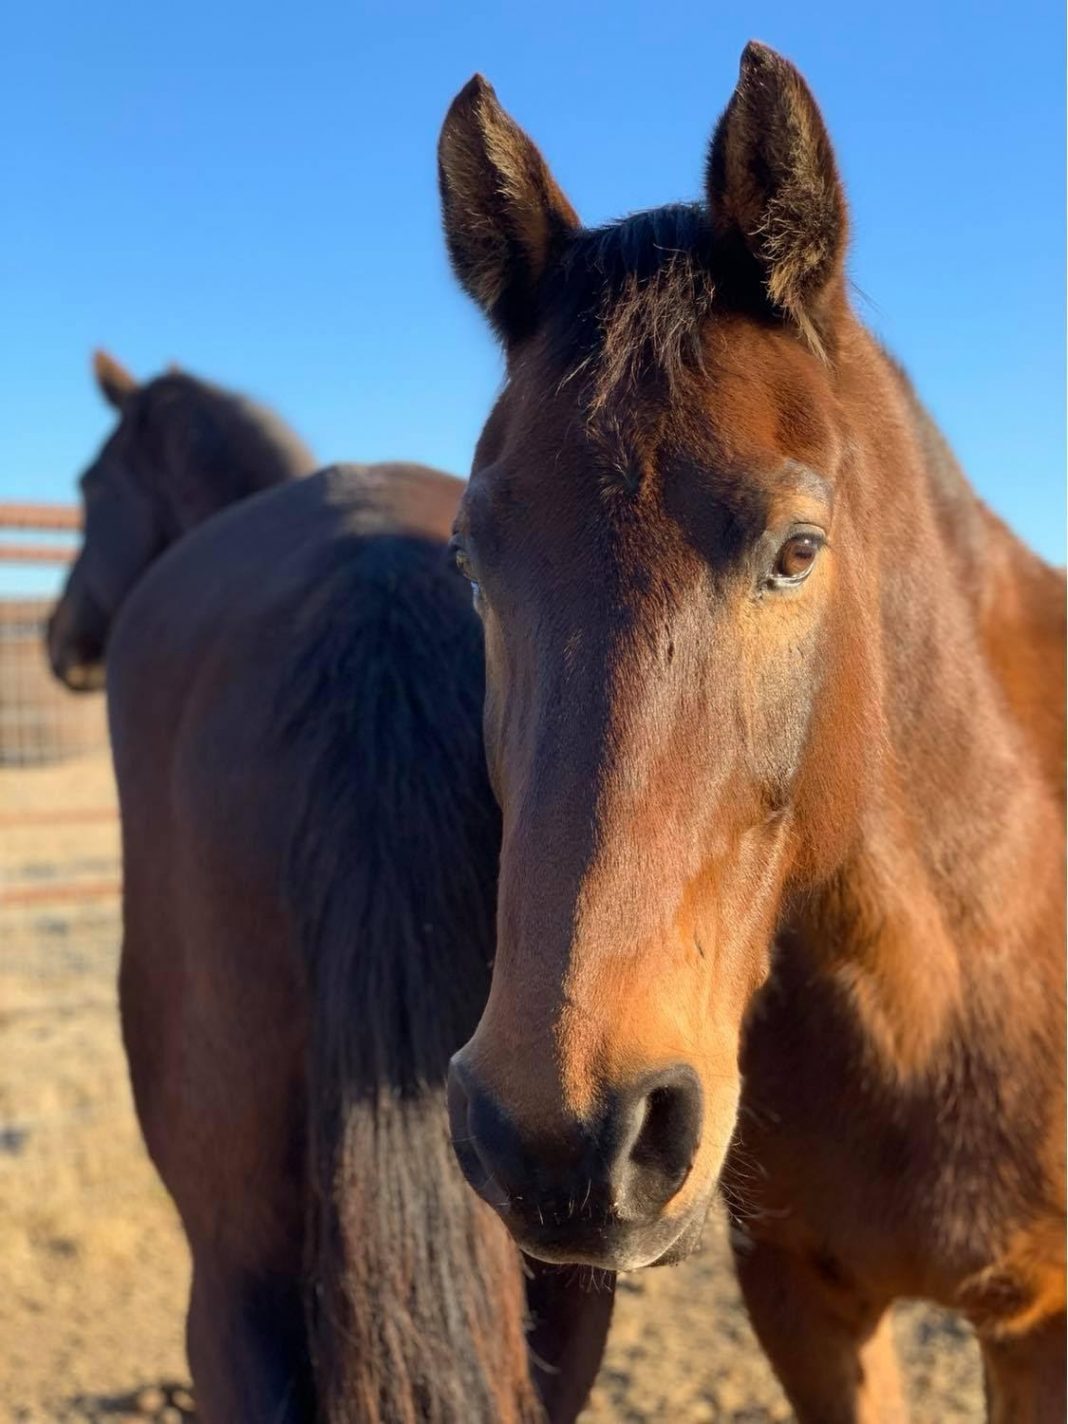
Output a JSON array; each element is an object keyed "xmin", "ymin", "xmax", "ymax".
[{"xmin": 1, "ymin": 752, "xmax": 985, "ymax": 1422}]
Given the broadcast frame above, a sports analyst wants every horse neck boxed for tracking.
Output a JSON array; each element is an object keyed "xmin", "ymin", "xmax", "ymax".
[
  {"xmin": 791, "ymin": 324, "xmax": 1064, "ymax": 1074},
  {"xmin": 158, "ymin": 390, "xmax": 311, "ymax": 537}
]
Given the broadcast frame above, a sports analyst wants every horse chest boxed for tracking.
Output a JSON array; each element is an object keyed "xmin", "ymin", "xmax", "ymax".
[{"xmin": 728, "ymin": 973, "xmax": 1053, "ymax": 1310}]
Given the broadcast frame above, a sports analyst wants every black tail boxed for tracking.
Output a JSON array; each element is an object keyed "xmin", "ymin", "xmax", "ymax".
[{"xmin": 281, "ymin": 533, "xmax": 542, "ymax": 1423}]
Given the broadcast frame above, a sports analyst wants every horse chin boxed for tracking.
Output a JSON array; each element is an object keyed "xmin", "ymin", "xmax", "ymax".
[
  {"xmin": 504, "ymin": 1190, "xmax": 715, "ymax": 1274},
  {"xmin": 644, "ymin": 1201, "xmax": 711, "ymax": 1268}
]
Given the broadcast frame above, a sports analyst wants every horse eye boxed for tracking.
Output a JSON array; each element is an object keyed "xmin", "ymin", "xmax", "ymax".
[
  {"xmin": 450, "ymin": 541, "xmax": 484, "ymax": 611},
  {"xmin": 772, "ymin": 534, "xmax": 821, "ymax": 583},
  {"xmin": 450, "ymin": 540, "xmax": 473, "ymax": 579}
]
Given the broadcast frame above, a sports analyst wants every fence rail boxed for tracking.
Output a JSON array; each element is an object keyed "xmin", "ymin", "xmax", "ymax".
[
  {"xmin": 0, "ymin": 807, "xmax": 117, "ymax": 827},
  {"xmin": 0, "ymin": 541, "xmax": 77, "ymax": 563},
  {"xmin": 0, "ymin": 502, "xmax": 82, "ymax": 530}
]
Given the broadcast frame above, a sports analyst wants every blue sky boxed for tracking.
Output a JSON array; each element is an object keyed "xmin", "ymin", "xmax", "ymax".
[{"xmin": 2, "ymin": 2, "xmax": 1063, "ymax": 596}]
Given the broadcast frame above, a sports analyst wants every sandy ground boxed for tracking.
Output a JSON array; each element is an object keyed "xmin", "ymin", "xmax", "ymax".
[{"xmin": 1, "ymin": 753, "xmax": 985, "ymax": 1422}]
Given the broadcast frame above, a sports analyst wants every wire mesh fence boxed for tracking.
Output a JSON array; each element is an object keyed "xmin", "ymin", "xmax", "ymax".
[
  {"xmin": 0, "ymin": 583, "xmax": 179, "ymax": 1424},
  {"xmin": 0, "ymin": 504, "xmax": 109, "ymax": 767},
  {"xmin": 0, "ymin": 597, "xmax": 110, "ymax": 767},
  {"xmin": 0, "ymin": 504, "xmax": 124, "ymax": 1204}
]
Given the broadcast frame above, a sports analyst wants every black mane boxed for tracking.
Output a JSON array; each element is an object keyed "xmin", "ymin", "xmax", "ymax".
[
  {"xmin": 561, "ymin": 203, "xmax": 712, "ymax": 302},
  {"xmin": 545, "ymin": 203, "xmax": 718, "ymax": 406},
  {"xmin": 138, "ymin": 372, "xmax": 315, "ymax": 521}
]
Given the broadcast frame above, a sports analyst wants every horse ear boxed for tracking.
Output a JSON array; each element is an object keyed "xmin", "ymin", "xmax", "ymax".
[
  {"xmin": 92, "ymin": 349, "xmax": 139, "ymax": 409},
  {"xmin": 707, "ymin": 43, "xmax": 847, "ymax": 346},
  {"xmin": 439, "ymin": 75, "xmax": 581, "ymax": 346}
]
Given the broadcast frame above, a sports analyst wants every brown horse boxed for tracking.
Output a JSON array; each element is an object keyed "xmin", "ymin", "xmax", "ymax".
[
  {"xmin": 48, "ymin": 350, "xmax": 315, "ymax": 690},
  {"xmin": 439, "ymin": 42, "xmax": 1065, "ymax": 1422},
  {"xmin": 105, "ymin": 460, "xmax": 614, "ymax": 1421}
]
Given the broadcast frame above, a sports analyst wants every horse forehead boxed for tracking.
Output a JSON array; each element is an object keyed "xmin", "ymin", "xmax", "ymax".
[
  {"xmin": 471, "ymin": 334, "xmax": 838, "ymax": 557},
  {"xmin": 501, "ymin": 350, "xmax": 830, "ymax": 495},
  {"xmin": 476, "ymin": 429, "xmax": 788, "ymax": 551}
]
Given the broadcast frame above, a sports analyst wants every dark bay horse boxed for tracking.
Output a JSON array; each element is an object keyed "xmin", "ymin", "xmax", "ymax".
[
  {"xmin": 48, "ymin": 350, "xmax": 315, "ymax": 690},
  {"xmin": 105, "ymin": 462, "xmax": 614, "ymax": 1421},
  {"xmin": 439, "ymin": 43, "xmax": 1065, "ymax": 1422}
]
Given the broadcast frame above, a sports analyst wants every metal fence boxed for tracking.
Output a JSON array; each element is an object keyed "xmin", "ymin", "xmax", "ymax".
[
  {"xmin": 0, "ymin": 503, "xmax": 109, "ymax": 767},
  {"xmin": 0, "ymin": 504, "xmax": 122, "ymax": 1182}
]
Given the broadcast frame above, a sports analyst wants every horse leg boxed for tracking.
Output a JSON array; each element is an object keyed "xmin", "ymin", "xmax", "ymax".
[
  {"xmin": 523, "ymin": 1259, "xmax": 617, "ymax": 1423},
  {"xmin": 980, "ymin": 1313, "xmax": 1066, "ymax": 1424},
  {"xmin": 731, "ymin": 1233, "xmax": 908, "ymax": 1424},
  {"xmin": 187, "ymin": 1252, "xmax": 314, "ymax": 1424},
  {"xmin": 120, "ymin": 906, "xmax": 312, "ymax": 1422}
]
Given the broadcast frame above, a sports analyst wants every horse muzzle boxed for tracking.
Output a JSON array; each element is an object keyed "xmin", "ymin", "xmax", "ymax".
[{"xmin": 447, "ymin": 1053, "xmax": 711, "ymax": 1270}]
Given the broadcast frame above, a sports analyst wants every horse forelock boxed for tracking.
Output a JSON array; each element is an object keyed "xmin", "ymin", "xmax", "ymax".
[{"xmin": 539, "ymin": 205, "xmax": 718, "ymax": 415}]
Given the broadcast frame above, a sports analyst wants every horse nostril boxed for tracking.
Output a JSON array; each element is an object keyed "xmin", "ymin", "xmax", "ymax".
[
  {"xmin": 446, "ymin": 1056, "xmax": 518, "ymax": 1208},
  {"xmin": 616, "ymin": 1065, "xmax": 703, "ymax": 1218},
  {"xmin": 446, "ymin": 1055, "xmax": 476, "ymax": 1166}
]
